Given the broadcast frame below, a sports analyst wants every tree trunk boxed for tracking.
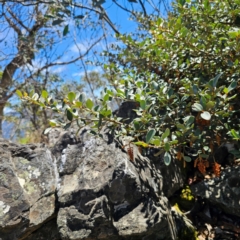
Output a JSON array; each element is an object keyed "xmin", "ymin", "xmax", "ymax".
[
  {"xmin": 0, "ymin": 105, "xmax": 4, "ymax": 138},
  {"xmin": 0, "ymin": 4, "xmax": 46, "ymax": 138}
]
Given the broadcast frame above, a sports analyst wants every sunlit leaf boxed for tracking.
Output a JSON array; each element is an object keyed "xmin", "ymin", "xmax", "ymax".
[
  {"xmin": 200, "ymin": 111, "xmax": 211, "ymax": 120},
  {"xmin": 150, "ymin": 138, "xmax": 161, "ymax": 146},
  {"xmin": 206, "ymin": 101, "xmax": 215, "ymax": 110},
  {"xmin": 229, "ymin": 129, "xmax": 240, "ymax": 140},
  {"xmin": 32, "ymin": 93, "xmax": 39, "ymax": 101},
  {"xmin": 134, "ymin": 141, "xmax": 149, "ymax": 148},
  {"xmin": 103, "ymin": 94, "xmax": 109, "ymax": 101},
  {"xmin": 41, "ymin": 90, "xmax": 48, "ymax": 99},
  {"xmin": 44, "ymin": 127, "xmax": 51, "ymax": 134},
  {"xmin": 75, "ymin": 101, "xmax": 82, "ymax": 108},
  {"xmin": 49, "ymin": 119, "xmax": 59, "ymax": 127},
  {"xmin": 16, "ymin": 90, "xmax": 22, "ymax": 98},
  {"xmin": 68, "ymin": 92, "xmax": 76, "ymax": 102},
  {"xmin": 86, "ymin": 99, "xmax": 94, "ymax": 109},
  {"xmin": 161, "ymin": 128, "xmax": 170, "ymax": 140},
  {"xmin": 192, "ymin": 103, "xmax": 203, "ymax": 112}
]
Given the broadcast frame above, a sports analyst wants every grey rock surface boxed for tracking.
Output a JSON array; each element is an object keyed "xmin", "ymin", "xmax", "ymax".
[
  {"xmin": 0, "ymin": 128, "xmax": 181, "ymax": 240},
  {"xmin": 190, "ymin": 165, "xmax": 240, "ymax": 217},
  {"xmin": 0, "ymin": 125, "xmax": 240, "ymax": 240},
  {"xmin": 0, "ymin": 139, "xmax": 57, "ymax": 240},
  {"xmin": 1, "ymin": 125, "xmax": 239, "ymax": 240}
]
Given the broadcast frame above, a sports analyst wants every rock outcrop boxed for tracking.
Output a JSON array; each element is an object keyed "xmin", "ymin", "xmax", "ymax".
[{"xmin": 0, "ymin": 126, "xmax": 239, "ymax": 240}]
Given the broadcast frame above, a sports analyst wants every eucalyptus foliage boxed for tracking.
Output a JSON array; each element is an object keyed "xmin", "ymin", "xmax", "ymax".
[{"xmin": 19, "ymin": 0, "xmax": 240, "ymax": 165}]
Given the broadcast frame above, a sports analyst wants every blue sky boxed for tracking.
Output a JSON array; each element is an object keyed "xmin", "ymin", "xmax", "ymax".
[
  {"xmin": 0, "ymin": 1, "xmax": 171, "ymax": 86},
  {"xmin": 37, "ymin": 0, "xmax": 171, "ymax": 82}
]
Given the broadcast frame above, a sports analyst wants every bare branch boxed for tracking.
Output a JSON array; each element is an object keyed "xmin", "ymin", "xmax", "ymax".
[
  {"xmin": 73, "ymin": 3, "xmax": 120, "ymax": 35},
  {"xmin": 139, "ymin": 0, "xmax": 147, "ymax": 17},
  {"xmin": 0, "ymin": 0, "xmax": 54, "ymax": 6},
  {"xmin": 27, "ymin": 36, "xmax": 104, "ymax": 79},
  {"xmin": 7, "ymin": 7, "xmax": 31, "ymax": 32},
  {"xmin": 3, "ymin": 12, "xmax": 22, "ymax": 36},
  {"xmin": 112, "ymin": 0, "xmax": 136, "ymax": 17}
]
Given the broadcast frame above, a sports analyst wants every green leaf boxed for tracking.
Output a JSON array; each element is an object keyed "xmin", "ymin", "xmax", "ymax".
[
  {"xmin": 178, "ymin": 0, "xmax": 186, "ymax": 6},
  {"xmin": 52, "ymin": 19, "xmax": 64, "ymax": 25},
  {"xmin": 41, "ymin": 90, "xmax": 48, "ymax": 99},
  {"xmin": 16, "ymin": 90, "xmax": 22, "ymax": 98},
  {"xmin": 146, "ymin": 129, "xmax": 156, "ymax": 143},
  {"xmin": 176, "ymin": 124, "xmax": 186, "ymax": 130},
  {"xmin": 68, "ymin": 92, "xmax": 76, "ymax": 102},
  {"xmin": 200, "ymin": 96, "xmax": 207, "ymax": 109},
  {"xmin": 63, "ymin": 122, "xmax": 72, "ymax": 130},
  {"xmin": 164, "ymin": 151, "xmax": 171, "ymax": 166},
  {"xmin": 93, "ymin": 0, "xmax": 106, "ymax": 6},
  {"xmin": 200, "ymin": 111, "xmax": 211, "ymax": 120},
  {"xmin": 228, "ymin": 31, "xmax": 239, "ymax": 38},
  {"xmin": 170, "ymin": 140, "xmax": 178, "ymax": 145},
  {"xmin": 162, "ymin": 128, "xmax": 170, "ymax": 140},
  {"xmin": 134, "ymin": 141, "xmax": 149, "ymax": 148},
  {"xmin": 150, "ymin": 138, "xmax": 161, "ymax": 146},
  {"xmin": 29, "ymin": 89, "xmax": 34, "ymax": 97},
  {"xmin": 184, "ymin": 156, "xmax": 192, "ymax": 162},
  {"xmin": 63, "ymin": 25, "xmax": 69, "ymax": 36},
  {"xmin": 229, "ymin": 129, "xmax": 240, "ymax": 140},
  {"xmin": 140, "ymin": 100, "xmax": 146, "ymax": 110},
  {"xmin": 49, "ymin": 119, "xmax": 59, "ymax": 127},
  {"xmin": 223, "ymin": 87, "xmax": 228, "ymax": 94},
  {"xmin": 79, "ymin": 92, "xmax": 86, "ymax": 102},
  {"xmin": 227, "ymin": 81, "xmax": 237, "ymax": 93},
  {"xmin": 103, "ymin": 94, "xmax": 109, "ymax": 101},
  {"xmin": 133, "ymin": 120, "xmax": 140, "ymax": 130},
  {"xmin": 183, "ymin": 116, "xmax": 194, "ymax": 126},
  {"xmin": 75, "ymin": 101, "xmax": 82, "ymax": 108},
  {"xmin": 67, "ymin": 109, "xmax": 73, "ymax": 121},
  {"xmin": 192, "ymin": 103, "xmax": 203, "ymax": 112},
  {"xmin": 192, "ymin": 85, "xmax": 199, "ymax": 94},
  {"xmin": 206, "ymin": 101, "xmax": 215, "ymax": 110},
  {"xmin": 152, "ymin": 81, "xmax": 159, "ymax": 90},
  {"xmin": 74, "ymin": 15, "xmax": 84, "ymax": 19},
  {"xmin": 100, "ymin": 109, "xmax": 111, "ymax": 117},
  {"xmin": 212, "ymin": 73, "xmax": 223, "ymax": 88},
  {"xmin": 86, "ymin": 99, "xmax": 94, "ymax": 109},
  {"xmin": 164, "ymin": 142, "xmax": 170, "ymax": 151}
]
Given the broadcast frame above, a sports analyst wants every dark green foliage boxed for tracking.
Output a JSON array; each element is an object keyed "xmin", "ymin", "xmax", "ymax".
[{"xmin": 20, "ymin": 0, "xmax": 240, "ymax": 162}]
